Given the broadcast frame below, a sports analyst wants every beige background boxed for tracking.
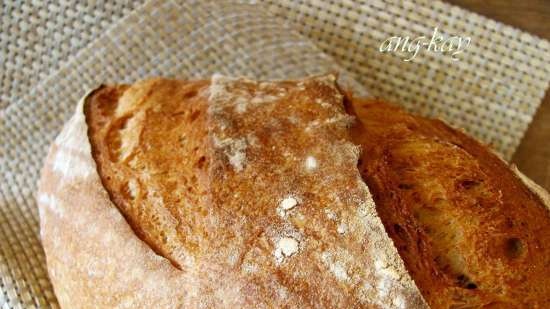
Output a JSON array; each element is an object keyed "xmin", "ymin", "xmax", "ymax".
[{"xmin": 448, "ymin": 0, "xmax": 550, "ymax": 195}]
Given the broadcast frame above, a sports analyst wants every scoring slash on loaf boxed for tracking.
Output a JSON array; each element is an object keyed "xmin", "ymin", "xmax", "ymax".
[{"xmin": 37, "ymin": 74, "xmax": 550, "ymax": 309}]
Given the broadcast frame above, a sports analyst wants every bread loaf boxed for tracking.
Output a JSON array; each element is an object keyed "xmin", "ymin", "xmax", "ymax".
[{"xmin": 38, "ymin": 75, "xmax": 550, "ymax": 308}]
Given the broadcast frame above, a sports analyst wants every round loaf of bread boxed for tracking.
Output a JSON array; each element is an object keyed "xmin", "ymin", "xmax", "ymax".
[{"xmin": 38, "ymin": 75, "xmax": 550, "ymax": 308}]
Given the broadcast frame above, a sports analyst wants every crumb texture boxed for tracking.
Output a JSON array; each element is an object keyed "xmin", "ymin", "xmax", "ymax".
[{"xmin": 351, "ymin": 99, "xmax": 550, "ymax": 308}]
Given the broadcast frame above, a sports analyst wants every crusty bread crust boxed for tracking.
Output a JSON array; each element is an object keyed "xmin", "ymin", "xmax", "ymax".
[
  {"xmin": 38, "ymin": 76, "xmax": 427, "ymax": 308},
  {"xmin": 38, "ymin": 76, "xmax": 550, "ymax": 308},
  {"xmin": 86, "ymin": 79, "xmax": 210, "ymax": 269},
  {"xmin": 38, "ymin": 88, "xmax": 196, "ymax": 308},
  {"xmin": 350, "ymin": 99, "xmax": 550, "ymax": 308}
]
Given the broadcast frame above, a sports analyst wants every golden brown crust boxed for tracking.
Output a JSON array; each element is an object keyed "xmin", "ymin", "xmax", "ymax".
[
  {"xmin": 37, "ymin": 89, "xmax": 194, "ymax": 308},
  {"xmin": 350, "ymin": 99, "xmax": 550, "ymax": 308},
  {"xmin": 38, "ymin": 76, "xmax": 550, "ymax": 309},
  {"xmin": 86, "ymin": 79, "xmax": 211, "ymax": 268},
  {"xmin": 39, "ymin": 76, "xmax": 427, "ymax": 308}
]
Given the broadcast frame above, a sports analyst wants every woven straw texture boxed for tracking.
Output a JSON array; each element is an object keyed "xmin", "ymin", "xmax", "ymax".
[{"xmin": 1, "ymin": 0, "xmax": 548, "ymax": 308}]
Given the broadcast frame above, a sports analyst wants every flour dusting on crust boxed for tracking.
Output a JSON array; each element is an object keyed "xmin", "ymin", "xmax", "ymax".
[{"xmin": 206, "ymin": 74, "xmax": 427, "ymax": 308}]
